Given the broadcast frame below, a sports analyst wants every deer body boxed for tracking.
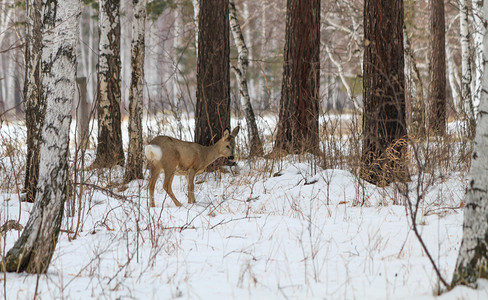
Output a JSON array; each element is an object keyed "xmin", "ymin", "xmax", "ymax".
[{"xmin": 145, "ymin": 127, "xmax": 239, "ymax": 207}]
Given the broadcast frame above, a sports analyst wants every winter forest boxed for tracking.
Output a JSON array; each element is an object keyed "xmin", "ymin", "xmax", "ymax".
[{"xmin": 1, "ymin": 0, "xmax": 488, "ymax": 298}]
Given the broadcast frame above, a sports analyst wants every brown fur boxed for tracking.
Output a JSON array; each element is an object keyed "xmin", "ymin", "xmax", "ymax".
[{"xmin": 145, "ymin": 127, "xmax": 240, "ymax": 207}]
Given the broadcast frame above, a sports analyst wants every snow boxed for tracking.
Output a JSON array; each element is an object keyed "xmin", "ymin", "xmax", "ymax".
[{"xmin": 0, "ymin": 118, "xmax": 487, "ymax": 299}]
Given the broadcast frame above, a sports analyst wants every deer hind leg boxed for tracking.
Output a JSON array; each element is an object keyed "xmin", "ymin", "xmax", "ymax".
[
  {"xmin": 148, "ymin": 166, "xmax": 161, "ymax": 207},
  {"xmin": 163, "ymin": 171, "xmax": 182, "ymax": 207},
  {"xmin": 187, "ymin": 169, "xmax": 196, "ymax": 204}
]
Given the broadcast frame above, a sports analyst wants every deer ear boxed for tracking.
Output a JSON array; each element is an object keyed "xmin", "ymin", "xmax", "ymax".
[
  {"xmin": 231, "ymin": 126, "xmax": 240, "ymax": 137},
  {"xmin": 223, "ymin": 128, "xmax": 230, "ymax": 138}
]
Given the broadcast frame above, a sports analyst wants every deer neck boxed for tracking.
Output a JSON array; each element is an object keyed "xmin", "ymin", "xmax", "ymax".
[{"xmin": 202, "ymin": 143, "xmax": 223, "ymax": 167}]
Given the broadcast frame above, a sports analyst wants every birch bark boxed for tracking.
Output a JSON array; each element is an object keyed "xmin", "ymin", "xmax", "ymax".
[
  {"xmin": 446, "ymin": 33, "xmax": 461, "ymax": 110},
  {"xmin": 460, "ymin": 0, "xmax": 475, "ymax": 135},
  {"xmin": 472, "ymin": 0, "xmax": 484, "ymax": 119},
  {"xmin": 451, "ymin": 1, "xmax": 488, "ymax": 286},
  {"xmin": 93, "ymin": 0, "xmax": 125, "ymax": 168},
  {"xmin": 124, "ymin": 0, "xmax": 146, "ymax": 183},
  {"xmin": 0, "ymin": 0, "xmax": 14, "ymax": 113},
  {"xmin": 229, "ymin": 0, "xmax": 263, "ymax": 157},
  {"xmin": 192, "ymin": 0, "xmax": 199, "ymax": 58},
  {"xmin": 2, "ymin": 0, "xmax": 80, "ymax": 274},
  {"xmin": 23, "ymin": 0, "xmax": 44, "ymax": 203},
  {"xmin": 171, "ymin": 5, "xmax": 183, "ymax": 138}
]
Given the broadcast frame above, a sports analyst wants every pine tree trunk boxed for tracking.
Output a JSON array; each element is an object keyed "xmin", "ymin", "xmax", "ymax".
[
  {"xmin": 23, "ymin": 0, "xmax": 44, "ymax": 203},
  {"xmin": 359, "ymin": 0, "xmax": 408, "ymax": 186},
  {"xmin": 2, "ymin": 0, "xmax": 80, "ymax": 274},
  {"xmin": 428, "ymin": 0, "xmax": 446, "ymax": 136},
  {"xmin": 229, "ymin": 0, "xmax": 263, "ymax": 157},
  {"xmin": 273, "ymin": 0, "xmax": 320, "ymax": 155},
  {"xmin": 451, "ymin": 2, "xmax": 488, "ymax": 287},
  {"xmin": 93, "ymin": 0, "xmax": 125, "ymax": 168},
  {"xmin": 404, "ymin": 26, "xmax": 425, "ymax": 138},
  {"xmin": 194, "ymin": 0, "xmax": 231, "ymax": 146},
  {"xmin": 124, "ymin": 0, "xmax": 146, "ymax": 183}
]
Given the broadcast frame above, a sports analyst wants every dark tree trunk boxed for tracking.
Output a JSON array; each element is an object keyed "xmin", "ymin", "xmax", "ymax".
[
  {"xmin": 124, "ymin": 0, "xmax": 146, "ymax": 183},
  {"xmin": 93, "ymin": 0, "xmax": 125, "ymax": 168},
  {"xmin": 23, "ymin": 0, "xmax": 44, "ymax": 203},
  {"xmin": 194, "ymin": 0, "xmax": 230, "ymax": 146},
  {"xmin": 359, "ymin": 0, "xmax": 408, "ymax": 186},
  {"xmin": 273, "ymin": 0, "xmax": 320, "ymax": 154},
  {"xmin": 428, "ymin": 0, "xmax": 446, "ymax": 136},
  {"xmin": 2, "ymin": 0, "xmax": 80, "ymax": 274}
]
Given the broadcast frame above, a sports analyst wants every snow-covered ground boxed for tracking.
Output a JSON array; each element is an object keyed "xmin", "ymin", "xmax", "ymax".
[{"xmin": 0, "ymin": 116, "xmax": 486, "ymax": 299}]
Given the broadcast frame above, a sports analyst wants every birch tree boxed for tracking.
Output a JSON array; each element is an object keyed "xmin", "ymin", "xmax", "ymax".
[
  {"xmin": 192, "ymin": 0, "xmax": 199, "ymax": 57},
  {"xmin": 229, "ymin": 0, "xmax": 263, "ymax": 157},
  {"xmin": 23, "ymin": 0, "xmax": 44, "ymax": 203},
  {"xmin": 0, "ymin": 0, "xmax": 14, "ymax": 113},
  {"xmin": 259, "ymin": 1, "xmax": 270, "ymax": 110},
  {"xmin": 472, "ymin": 0, "xmax": 484, "ymax": 119},
  {"xmin": 2, "ymin": 0, "xmax": 80, "ymax": 273},
  {"xmin": 124, "ymin": 0, "xmax": 146, "ymax": 183},
  {"xmin": 170, "ymin": 4, "xmax": 183, "ymax": 139},
  {"xmin": 93, "ymin": 0, "xmax": 125, "ymax": 168},
  {"xmin": 446, "ymin": 21, "xmax": 461, "ymax": 112},
  {"xmin": 460, "ymin": 0, "xmax": 475, "ymax": 136},
  {"xmin": 451, "ymin": 1, "xmax": 488, "ymax": 286}
]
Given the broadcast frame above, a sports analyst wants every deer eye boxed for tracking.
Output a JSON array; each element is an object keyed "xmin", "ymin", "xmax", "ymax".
[{"xmin": 226, "ymin": 145, "xmax": 231, "ymax": 149}]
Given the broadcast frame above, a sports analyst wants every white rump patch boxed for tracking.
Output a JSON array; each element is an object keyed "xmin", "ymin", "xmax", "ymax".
[{"xmin": 145, "ymin": 144, "xmax": 162, "ymax": 161}]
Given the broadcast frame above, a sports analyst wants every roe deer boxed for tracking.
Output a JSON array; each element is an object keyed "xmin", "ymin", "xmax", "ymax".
[{"xmin": 145, "ymin": 126, "xmax": 240, "ymax": 207}]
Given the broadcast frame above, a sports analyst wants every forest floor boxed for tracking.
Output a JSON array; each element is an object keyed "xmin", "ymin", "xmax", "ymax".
[{"xmin": 0, "ymin": 115, "xmax": 487, "ymax": 299}]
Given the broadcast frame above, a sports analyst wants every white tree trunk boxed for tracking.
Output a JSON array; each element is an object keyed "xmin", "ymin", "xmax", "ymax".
[
  {"xmin": 446, "ymin": 38, "xmax": 461, "ymax": 112},
  {"xmin": 87, "ymin": 6, "xmax": 96, "ymax": 103},
  {"xmin": 171, "ymin": 6, "xmax": 184, "ymax": 138},
  {"xmin": 259, "ymin": 1, "xmax": 269, "ymax": 110},
  {"xmin": 3, "ymin": 0, "xmax": 80, "ymax": 274},
  {"xmin": 124, "ymin": 0, "xmax": 146, "ymax": 183},
  {"xmin": 472, "ymin": 0, "xmax": 484, "ymax": 119},
  {"xmin": 23, "ymin": 0, "xmax": 45, "ymax": 203},
  {"xmin": 94, "ymin": 0, "xmax": 125, "ymax": 167},
  {"xmin": 172, "ymin": 7, "xmax": 180, "ymax": 105},
  {"xmin": 452, "ymin": 2, "xmax": 488, "ymax": 286},
  {"xmin": 192, "ymin": 0, "xmax": 199, "ymax": 58},
  {"xmin": 326, "ymin": 45, "xmax": 360, "ymax": 111},
  {"xmin": 120, "ymin": 0, "xmax": 131, "ymax": 108},
  {"xmin": 242, "ymin": 1, "xmax": 255, "ymax": 101},
  {"xmin": 0, "ymin": 0, "xmax": 13, "ymax": 113},
  {"xmin": 460, "ymin": 0, "xmax": 475, "ymax": 125},
  {"xmin": 229, "ymin": 0, "xmax": 263, "ymax": 156}
]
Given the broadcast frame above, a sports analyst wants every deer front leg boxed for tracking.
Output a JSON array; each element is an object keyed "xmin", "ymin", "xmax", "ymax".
[
  {"xmin": 187, "ymin": 169, "xmax": 196, "ymax": 204},
  {"xmin": 163, "ymin": 172, "xmax": 183, "ymax": 207}
]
